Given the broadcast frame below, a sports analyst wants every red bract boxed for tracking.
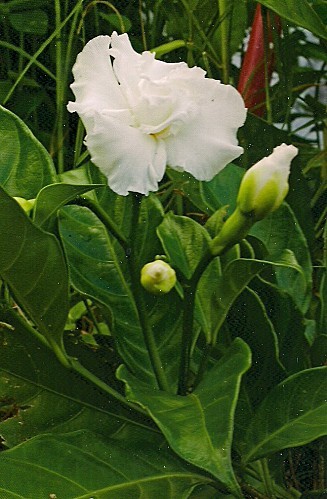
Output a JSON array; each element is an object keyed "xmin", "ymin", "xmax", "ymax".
[{"xmin": 237, "ymin": 4, "xmax": 281, "ymax": 116}]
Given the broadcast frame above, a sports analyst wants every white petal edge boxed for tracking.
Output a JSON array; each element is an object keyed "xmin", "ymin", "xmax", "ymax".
[{"xmin": 85, "ymin": 112, "xmax": 167, "ymax": 196}]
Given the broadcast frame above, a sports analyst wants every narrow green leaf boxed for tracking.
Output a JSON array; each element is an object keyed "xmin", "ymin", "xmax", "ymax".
[
  {"xmin": 117, "ymin": 339, "xmax": 252, "ymax": 497},
  {"xmin": 243, "ymin": 367, "xmax": 327, "ymax": 463},
  {"xmin": 9, "ymin": 9, "xmax": 48, "ymax": 35},
  {"xmin": 0, "ymin": 187, "xmax": 69, "ymax": 347},
  {"xmin": 257, "ymin": 0, "xmax": 327, "ymax": 40},
  {"xmin": 157, "ymin": 212, "xmax": 211, "ymax": 279},
  {"xmin": 0, "ymin": 106, "xmax": 56, "ymax": 198},
  {"xmin": 0, "ymin": 430, "xmax": 214, "ymax": 498}
]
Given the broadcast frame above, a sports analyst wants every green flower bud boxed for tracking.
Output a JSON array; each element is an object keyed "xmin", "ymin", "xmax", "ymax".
[
  {"xmin": 140, "ymin": 260, "xmax": 176, "ymax": 294},
  {"xmin": 237, "ymin": 143, "xmax": 298, "ymax": 221},
  {"xmin": 14, "ymin": 197, "xmax": 35, "ymax": 214}
]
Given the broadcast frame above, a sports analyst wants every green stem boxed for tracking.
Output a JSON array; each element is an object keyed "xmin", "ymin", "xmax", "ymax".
[
  {"xmin": 127, "ymin": 194, "xmax": 170, "ymax": 392},
  {"xmin": 70, "ymin": 358, "xmax": 147, "ymax": 415},
  {"xmin": 218, "ymin": 0, "xmax": 230, "ymax": 83},
  {"xmin": 258, "ymin": 459, "xmax": 276, "ymax": 498},
  {"xmin": 3, "ymin": 0, "xmax": 83, "ymax": 105},
  {"xmin": 71, "ymin": 196, "xmax": 128, "ymax": 250},
  {"xmin": 55, "ymin": 0, "xmax": 65, "ymax": 174},
  {"xmin": 178, "ymin": 251, "xmax": 213, "ymax": 395}
]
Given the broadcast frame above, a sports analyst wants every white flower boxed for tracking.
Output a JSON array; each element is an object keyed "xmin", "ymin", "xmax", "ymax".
[
  {"xmin": 237, "ymin": 143, "xmax": 298, "ymax": 220},
  {"xmin": 67, "ymin": 33, "xmax": 247, "ymax": 196}
]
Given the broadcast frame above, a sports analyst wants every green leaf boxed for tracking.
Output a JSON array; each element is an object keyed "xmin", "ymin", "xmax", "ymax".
[
  {"xmin": 0, "ymin": 187, "xmax": 69, "ymax": 349},
  {"xmin": 157, "ymin": 212, "xmax": 211, "ymax": 279},
  {"xmin": 257, "ymin": 0, "xmax": 327, "ymax": 40},
  {"xmin": 33, "ymin": 183, "xmax": 104, "ymax": 230},
  {"xmin": 9, "ymin": 9, "xmax": 48, "ymax": 35},
  {"xmin": 58, "ymin": 205, "xmax": 156, "ymax": 384},
  {"xmin": 227, "ymin": 288, "xmax": 285, "ymax": 406},
  {"xmin": 0, "ymin": 305, "xmax": 144, "ymax": 448},
  {"xmin": 243, "ymin": 367, "xmax": 327, "ymax": 463},
  {"xmin": 0, "ymin": 106, "xmax": 56, "ymax": 198},
  {"xmin": 251, "ymin": 278, "xmax": 310, "ymax": 374},
  {"xmin": 0, "ymin": 430, "xmax": 214, "ymax": 498},
  {"xmin": 117, "ymin": 339, "xmax": 252, "ymax": 497},
  {"xmin": 250, "ymin": 203, "xmax": 312, "ymax": 313}
]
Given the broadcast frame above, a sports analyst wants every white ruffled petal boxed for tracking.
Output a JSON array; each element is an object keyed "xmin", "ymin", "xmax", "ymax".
[
  {"xmin": 85, "ymin": 112, "xmax": 167, "ymax": 196},
  {"xmin": 67, "ymin": 35, "xmax": 126, "ymax": 116},
  {"xmin": 166, "ymin": 82, "xmax": 247, "ymax": 180}
]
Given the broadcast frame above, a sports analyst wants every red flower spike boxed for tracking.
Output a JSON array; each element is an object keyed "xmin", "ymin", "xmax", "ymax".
[{"xmin": 238, "ymin": 4, "xmax": 281, "ymax": 116}]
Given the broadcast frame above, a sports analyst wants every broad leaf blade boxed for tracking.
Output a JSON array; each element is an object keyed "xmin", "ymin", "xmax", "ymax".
[
  {"xmin": 0, "ymin": 187, "xmax": 69, "ymax": 346},
  {"xmin": 58, "ymin": 204, "xmax": 156, "ymax": 384},
  {"xmin": 33, "ymin": 183, "xmax": 104, "ymax": 229},
  {"xmin": 243, "ymin": 367, "xmax": 327, "ymax": 463},
  {"xmin": 257, "ymin": 0, "xmax": 327, "ymax": 40},
  {"xmin": 118, "ymin": 338, "xmax": 252, "ymax": 497},
  {"xmin": 0, "ymin": 105, "xmax": 56, "ymax": 198},
  {"xmin": 250, "ymin": 203, "xmax": 312, "ymax": 312},
  {"xmin": 0, "ymin": 430, "xmax": 214, "ymax": 498},
  {"xmin": 157, "ymin": 212, "xmax": 211, "ymax": 279}
]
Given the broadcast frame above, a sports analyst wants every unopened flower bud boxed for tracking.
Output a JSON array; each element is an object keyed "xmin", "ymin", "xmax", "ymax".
[
  {"xmin": 14, "ymin": 197, "xmax": 35, "ymax": 214},
  {"xmin": 140, "ymin": 260, "xmax": 176, "ymax": 294},
  {"xmin": 237, "ymin": 143, "xmax": 298, "ymax": 221}
]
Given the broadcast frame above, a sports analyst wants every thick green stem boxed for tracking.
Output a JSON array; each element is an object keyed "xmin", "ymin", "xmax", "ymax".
[
  {"xmin": 127, "ymin": 194, "xmax": 170, "ymax": 392},
  {"xmin": 178, "ymin": 251, "xmax": 213, "ymax": 395},
  {"xmin": 218, "ymin": 0, "xmax": 231, "ymax": 83}
]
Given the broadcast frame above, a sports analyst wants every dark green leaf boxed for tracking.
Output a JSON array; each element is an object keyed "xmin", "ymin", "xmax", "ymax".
[
  {"xmin": 157, "ymin": 212, "xmax": 211, "ymax": 279},
  {"xmin": 58, "ymin": 205, "xmax": 157, "ymax": 384},
  {"xmin": 0, "ymin": 429, "xmax": 215, "ymax": 498},
  {"xmin": 117, "ymin": 339, "xmax": 252, "ymax": 497},
  {"xmin": 243, "ymin": 367, "xmax": 327, "ymax": 463},
  {"xmin": 257, "ymin": 0, "xmax": 327, "ymax": 40},
  {"xmin": 9, "ymin": 9, "xmax": 48, "ymax": 35},
  {"xmin": 0, "ymin": 106, "xmax": 56, "ymax": 198},
  {"xmin": 250, "ymin": 203, "xmax": 312, "ymax": 312},
  {"xmin": 0, "ymin": 187, "xmax": 69, "ymax": 348},
  {"xmin": 33, "ymin": 183, "xmax": 104, "ymax": 229}
]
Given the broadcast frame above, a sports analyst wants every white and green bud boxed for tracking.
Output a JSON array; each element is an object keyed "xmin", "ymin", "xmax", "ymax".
[
  {"xmin": 210, "ymin": 143, "xmax": 298, "ymax": 256},
  {"xmin": 14, "ymin": 197, "xmax": 35, "ymax": 214},
  {"xmin": 237, "ymin": 143, "xmax": 298, "ymax": 221},
  {"xmin": 140, "ymin": 260, "xmax": 176, "ymax": 294}
]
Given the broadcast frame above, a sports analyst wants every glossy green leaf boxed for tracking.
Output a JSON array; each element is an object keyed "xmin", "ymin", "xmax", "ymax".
[
  {"xmin": 117, "ymin": 339, "xmax": 252, "ymax": 497},
  {"xmin": 0, "ymin": 106, "xmax": 56, "ymax": 198},
  {"xmin": 243, "ymin": 367, "xmax": 327, "ymax": 463},
  {"xmin": 59, "ymin": 161, "xmax": 133, "ymax": 241},
  {"xmin": 251, "ymin": 277, "xmax": 310, "ymax": 374},
  {"xmin": 167, "ymin": 164, "xmax": 244, "ymax": 215},
  {"xmin": 0, "ymin": 187, "xmax": 69, "ymax": 348},
  {"xmin": 196, "ymin": 253, "xmax": 301, "ymax": 345},
  {"xmin": 257, "ymin": 0, "xmax": 327, "ymax": 40},
  {"xmin": 0, "ymin": 306, "xmax": 148, "ymax": 447},
  {"xmin": 157, "ymin": 212, "xmax": 211, "ymax": 279},
  {"xmin": 0, "ymin": 430, "xmax": 214, "ymax": 498},
  {"xmin": 227, "ymin": 288, "xmax": 285, "ymax": 407},
  {"xmin": 250, "ymin": 203, "xmax": 312, "ymax": 312},
  {"xmin": 58, "ymin": 204, "xmax": 156, "ymax": 383},
  {"xmin": 33, "ymin": 183, "xmax": 104, "ymax": 229}
]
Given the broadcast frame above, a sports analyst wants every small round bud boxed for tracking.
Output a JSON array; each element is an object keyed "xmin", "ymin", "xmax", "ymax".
[{"xmin": 140, "ymin": 260, "xmax": 176, "ymax": 294}]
